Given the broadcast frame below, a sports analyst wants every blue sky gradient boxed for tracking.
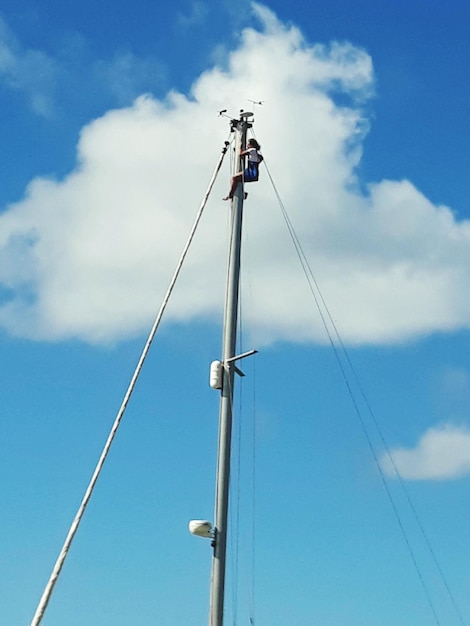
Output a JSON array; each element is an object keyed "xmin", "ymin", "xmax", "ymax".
[{"xmin": 2, "ymin": 2, "xmax": 470, "ymax": 625}]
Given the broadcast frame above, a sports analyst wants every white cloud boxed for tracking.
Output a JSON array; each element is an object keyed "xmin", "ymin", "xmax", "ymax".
[
  {"xmin": 440, "ymin": 366, "xmax": 470, "ymax": 397},
  {"xmin": 380, "ymin": 424, "xmax": 470, "ymax": 480},
  {"xmin": 0, "ymin": 16, "xmax": 166, "ymax": 116},
  {"xmin": 92, "ymin": 52, "xmax": 167, "ymax": 106},
  {"xmin": 176, "ymin": 1, "xmax": 210, "ymax": 30},
  {"xmin": 0, "ymin": 15, "xmax": 58, "ymax": 117},
  {"xmin": 1, "ymin": 4, "xmax": 470, "ymax": 346}
]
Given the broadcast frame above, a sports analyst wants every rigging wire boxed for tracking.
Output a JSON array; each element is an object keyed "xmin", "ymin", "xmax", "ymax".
[
  {"xmin": 228, "ymin": 292, "xmax": 244, "ymax": 626},
  {"xmin": 223, "ymin": 192, "xmax": 257, "ymax": 626},
  {"xmin": 224, "ymin": 203, "xmax": 246, "ymax": 626},
  {"xmin": 226, "ymin": 305, "xmax": 258, "ymax": 626},
  {"xmin": 236, "ymin": 282, "xmax": 258, "ymax": 626},
  {"xmin": 248, "ymin": 355, "xmax": 257, "ymax": 626},
  {"xmin": 261, "ymin": 157, "xmax": 466, "ymax": 626},
  {"xmin": 241, "ymin": 215, "xmax": 258, "ymax": 626},
  {"xmin": 218, "ymin": 185, "xmax": 240, "ymax": 626},
  {"xmin": 343, "ymin": 350, "xmax": 467, "ymax": 626},
  {"xmin": 29, "ymin": 137, "xmax": 231, "ymax": 626},
  {"xmin": 223, "ymin": 357, "xmax": 240, "ymax": 626},
  {"xmin": 231, "ymin": 337, "xmax": 243, "ymax": 626}
]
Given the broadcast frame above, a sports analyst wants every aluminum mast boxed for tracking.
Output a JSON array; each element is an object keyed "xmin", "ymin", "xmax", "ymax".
[{"xmin": 209, "ymin": 111, "xmax": 253, "ymax": 626}]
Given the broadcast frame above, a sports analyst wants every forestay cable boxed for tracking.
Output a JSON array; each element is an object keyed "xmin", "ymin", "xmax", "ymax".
[{"xmin": 29, "ymin": 138, "xmax": 230, "ymax": 626}]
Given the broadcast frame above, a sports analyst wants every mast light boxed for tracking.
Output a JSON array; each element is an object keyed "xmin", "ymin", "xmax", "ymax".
[{"xmin": 189, "ymin": 520, "xmax": 213, "ymax": 538}]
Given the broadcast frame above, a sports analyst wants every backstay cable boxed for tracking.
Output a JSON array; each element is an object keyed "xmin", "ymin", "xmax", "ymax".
[
  {"xmin": 261, "ymin": 156, "xmax": 465, "ymax": 626},
  {"xmin": 29, "ymin": 138, "xmax": 231, "ymax": 626}
]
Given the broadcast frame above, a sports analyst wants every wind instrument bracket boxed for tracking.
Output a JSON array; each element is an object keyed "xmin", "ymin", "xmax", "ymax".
[{"xmin": 225, "ymin": 349, "xmax": 258, "ymax": 377}]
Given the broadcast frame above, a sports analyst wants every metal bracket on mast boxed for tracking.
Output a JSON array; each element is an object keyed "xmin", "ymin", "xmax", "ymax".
[
  {"xmin": 227, "ymin": 109, "xmax": 254, "ymax": 133},
  {"xmin": 224, "ymin": 348, "xmax": 258, "ymax": 377}
]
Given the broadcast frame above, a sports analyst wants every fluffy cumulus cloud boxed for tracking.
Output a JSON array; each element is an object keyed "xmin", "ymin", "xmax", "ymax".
[
  {"xmin": 380, "ymin": 424, "xmax": 470, "ymax": 480},
  {"xmin": 1, "ymin": 4, "xmax": 470, "ymax": 345}
]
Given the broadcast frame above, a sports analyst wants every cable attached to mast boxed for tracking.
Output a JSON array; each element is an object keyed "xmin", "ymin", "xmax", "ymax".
[
  {"xmin": 29, "ymin": 137, "xmax": 231, "ymax": 626},
  {"xmin": 262, "ymin": 160, "xmax": 465, "ymax": 626}
]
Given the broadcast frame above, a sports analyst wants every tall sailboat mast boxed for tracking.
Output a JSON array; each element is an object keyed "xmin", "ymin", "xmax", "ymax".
[
  {"xmin": 189, "ymin": 110, "xmax": 255, "ymax": 624},
  {"xmin": 209, "ymin": 111, "xmax": 253, "ymax": 626}
]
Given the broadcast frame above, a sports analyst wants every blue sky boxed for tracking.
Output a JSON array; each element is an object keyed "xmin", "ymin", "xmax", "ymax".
[{"xmin": 2, "ymin": 1, "xmax": 470, "ymax": 625}]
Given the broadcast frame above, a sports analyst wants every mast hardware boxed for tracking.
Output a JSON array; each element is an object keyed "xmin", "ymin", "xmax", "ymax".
[
  {"xmin": 225, "ymin": 348, "xmax": 258, "ymax": 378},
  {"xmin": 225, "ymin": 348, "xmax": 257, "ymax": 363},
  {"xmin": 189, "ymin": 520, "xmax": 214, "ymax": 539},
  {"xmin": 230, "ymin": 110, "xmax": 254, "ymax": 132},
  {"xmin": 210, "ymin": 350, "xmax": 257, "ymax": 390}
]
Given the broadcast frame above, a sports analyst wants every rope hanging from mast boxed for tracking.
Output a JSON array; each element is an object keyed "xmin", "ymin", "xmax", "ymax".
[{"xmin": 29, "ymin": 137, "xmax": 231, "ymax": 626}]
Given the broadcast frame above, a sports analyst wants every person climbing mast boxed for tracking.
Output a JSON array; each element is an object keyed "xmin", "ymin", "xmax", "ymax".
[{"xmin": 223, "ymin": 137, "xmax": 263, "ymax": 201}]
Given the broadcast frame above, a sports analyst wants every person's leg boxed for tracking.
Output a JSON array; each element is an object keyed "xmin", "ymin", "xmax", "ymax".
[{"xmin": 223, "ymin": 173, "xmax": 242, "ymax": 200}]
